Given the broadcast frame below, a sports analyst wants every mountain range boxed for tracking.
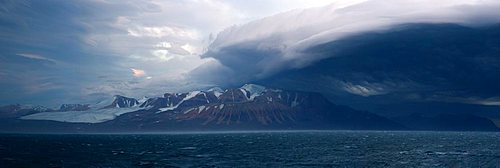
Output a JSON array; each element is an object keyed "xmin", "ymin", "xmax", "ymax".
[{"xmin": 0, "ymin": 84, "xmax": 498, "ymax": 133}]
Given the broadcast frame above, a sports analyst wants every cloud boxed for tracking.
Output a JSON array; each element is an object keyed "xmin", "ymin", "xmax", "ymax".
[
  {"xmin": 127, "ymin": 26, "xmax": 198, "ymax": 39},
  {"xmin": 339, "ymin": 82, "xmax": 386, "ymax": 97},
  {"xmin": 155, "ymin": 42, "xmax": 172, "ymax": 49},
  {"xmin": 181, "ymin": 43, "xmax": 197, "ymax": 55},
  {"xmin": 248, "ymin": 22, "xmax": 500, "ymax": 110},
  {"xmin": 425, "ymin": 94, "xmax": 500, "ymax": 106},
  {"xmin": 16, "ymin": 53, "xmax": 58, "ymax": 63},
  {"xmin": 3, "ymin": 0, "xmax": 362, "ymax": 106},
  {"xmin": 5, "ymin": 0, "xmax": 500, "ymax": 107},
  {"xmin": 130, "ymin": 68, "xmax": 146, "ymax": 77},
  {"xmin": 151, "ymin": 50, "xmax": 174, "ymax": 61},
  {"xmin": 199, "ymin": 0, "xmax": 500, "ymax": 85}
]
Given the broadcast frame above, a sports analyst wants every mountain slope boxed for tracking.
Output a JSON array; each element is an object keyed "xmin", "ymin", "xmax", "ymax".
[
  {"xmin": 7, "ymin": 84, "xmax": 498, "ymax": 132},
  {"xmin": 107, "ymin": 84, "xmax": 404, "ymax": 130}
]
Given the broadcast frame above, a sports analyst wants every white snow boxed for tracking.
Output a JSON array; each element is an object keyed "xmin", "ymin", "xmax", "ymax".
[
  {"xmin": 89, "ymin": 98, "xmax": 114, "ymax": 109},
  {"xmin": 159, "ymin": 106, "xmax": 177, "ymax": 112},
  {"xmin": 291, "ymin": 93, "xmax": 300, "ymax": 107},
  {"xmin": 183, "ymin": 107, "xmax": 196, "ymax": 114},
  {"xmin": 197, "ymin": 105, "xmax": 206, "ymax": 113},
  {"xmin": 185, "ymin": 91, "xmax": 201, "ymax": 100},
  {"xmin": 158, "ymin": 91, "xmax": 201, "ymax": 113},
  {"xmin": 182, "ymin": 105, "xmax": 206, "ymax": 114},
  {"xmin": 208, "ymin": 87, "xmax": 224, "ymax": 98},
  {"xmin": 19, "ymin": 105, "xmax": 50, "ymax": 112},
  {"xmin": 122, "ymin": 100, "xmax": 132, "ymax": 107},
  {"xmin": 240, "ymin": 84, "xmax": 266, "ymax": 100},
  {"xmin": 20, "ymin": 107, "xmax": 141, "ymax": 123},
  {"xmin": 201, "ymin": 92, "xmax": 210, "ymax": 103},
  {"xmin": 239, "ymin": 88, "xmax": 249, "ymax": 100},
  {"xmin": 138, "ymin": 97, "xmax": 149, "ymax": 104},
  {"xmin": 141, "ymin": 98, "xmax": 160, "ymax": 109}
]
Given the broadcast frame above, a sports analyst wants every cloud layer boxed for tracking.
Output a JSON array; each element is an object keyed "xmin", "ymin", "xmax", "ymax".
[
  {"xmin": 1, "ymin": 0, "xmax": 345, "ymax": 106},
  {"xmin": 3, "ymin": 0, "xmax": 500, "ymax": 107},
  {"xmin": 198, "ymin": 0, "xmax": 500, "ymax": 85}
]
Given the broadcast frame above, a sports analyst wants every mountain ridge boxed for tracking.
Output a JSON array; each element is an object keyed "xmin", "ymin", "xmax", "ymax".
[{"xmin": 0, "ymin": 84, "xmax": 498, "ymax": 132}]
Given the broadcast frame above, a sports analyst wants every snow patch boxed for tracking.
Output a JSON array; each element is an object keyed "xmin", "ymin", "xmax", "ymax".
[
  {"xmin": 240, "ymin": 84, "xmax": 266, "ymax": 100},
  {"xmin": 138, "ymin": 97, "xmax": 149, "ymax": 104},
  {"xmin": 158, "ymin": 91, "xmax": 201, "ymax": 113},
  {"xmin": 239, "ymin": 88, "xmax": 249, "ymax": 100},
  {"xmin": 198, "ymin": 105, "xmax": 206, "ymax": 113},
  {"xmin": 20, "ymin": 107, "xmax": 142, "ymax": 123},
  {"xmin": 291, "ymin": 93, "xmax": 300, "ymax": 107},
  {"xmin": 159, "ymin": 106, "xmax": 177, "ymax": 112},
  {"xmin": 208, "ymin": 87, "xmax": 224, "ymax": 98},
  {"xmin": 185, "ymin": 91, "xmax": 201, "ymax": 101},
  {"xmin": 183, "ymin": 108, "xmax": 196, "ymax": 114}
]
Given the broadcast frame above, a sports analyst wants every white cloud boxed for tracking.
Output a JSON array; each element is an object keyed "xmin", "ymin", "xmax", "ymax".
[
  {"xmin": 151, "ymin": 49, "xmax": 174, "ymax": 61},
  {"xmin": 155, "ymin": 42, "xmax": 172, "ymax": 49},
  {"xmin": 181, "ymin": 43, "xmax": 197, "ymax": 55},
  {"xmin": 76, "ymin": 0, "xmax": 500, "ymax": 98},
  {"xmin": 16, "ymin": 53, "xmax": 58, "ymax": 63},
  {"xmin": 79, "ymin": 0, "xmax": 354, "ymax": 96},
  {"xmin": 426, "ymin": 95, "xmax": 500, "ymax": 106},
  {"xmin": 340, "ymin": 82, "xmax": 385, "ymax": 97},
  {"xmin": 115, "ymin": 16, "xmax": 131, "ymax": 25},
  {"xmin": 131, "ymin": 68, "xmax": 146, "ymax": 77},
  {"xmin": 127, "ymin": 26, "xmax": 198, "ymax": 39}
]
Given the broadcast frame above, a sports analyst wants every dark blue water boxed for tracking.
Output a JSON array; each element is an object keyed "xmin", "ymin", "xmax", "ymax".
[{"xmin": 0, "ymin": 131, "xmax": 499, "ymax": 167}]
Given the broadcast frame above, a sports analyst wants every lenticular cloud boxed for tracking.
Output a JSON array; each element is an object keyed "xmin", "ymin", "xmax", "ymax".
[{"xmin": 199, "ymin": 0, "xmax": 500, "ymax": 84}]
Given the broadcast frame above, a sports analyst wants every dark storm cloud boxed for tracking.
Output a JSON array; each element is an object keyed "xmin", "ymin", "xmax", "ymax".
[
  {"xmin": 259, "ymin": 24, "xmax": 500, "ymax": 103},
  {"xmin": 193, "ymin": 0, "xmax": 500, "ymax": 105},
  {"xmin": 198, "ymin": 0, "xmax": 500, "ymax": 83}
]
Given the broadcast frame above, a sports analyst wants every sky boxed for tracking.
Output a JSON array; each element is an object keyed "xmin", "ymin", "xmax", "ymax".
[
  {"xmin": 0, "ymin": 0, "xmax": 343, "ymax": 106},
  {"xmin": 2, "ymin": 0, "xmax": 500, "ymax": 108}
]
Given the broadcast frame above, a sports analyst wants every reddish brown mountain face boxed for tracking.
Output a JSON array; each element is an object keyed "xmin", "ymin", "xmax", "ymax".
[
  {"xmin": 4, "ymin": 84, "xmax": 405, "ymax": 131},
  {"xmin": 112, "ymin": 84, "xmax": 402, "ymax": 130}
]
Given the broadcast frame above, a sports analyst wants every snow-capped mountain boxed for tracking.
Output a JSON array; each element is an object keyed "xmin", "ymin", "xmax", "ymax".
[
  {"xmin": 103, "ymin": 95, "xmax": 140, "ymax": 108},
  {"xmin": 113, "ymin": 84, "xmax": 402, "ymax": 130},
  {"xmin": 0, "ymin": 84, "xmax": 498, "ymax": 132},
  {"xmin": 6, "ymin": 84, "xmax": 496, "ymax": 132}
]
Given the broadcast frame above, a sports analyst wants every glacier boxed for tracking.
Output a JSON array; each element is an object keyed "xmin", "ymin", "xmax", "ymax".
[{"xmin": 20, "ymin": 107, "xmax": 142, "ymax": 123}]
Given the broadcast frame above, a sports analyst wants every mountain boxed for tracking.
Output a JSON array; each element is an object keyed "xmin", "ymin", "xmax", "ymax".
[
  {"xmin": 102, "ymin": 95, "xmax": 140, "ymax": 108},
  {"xmin": 2, "ymin": 84, "xmax": 498, "ymax": 132},
  {"xmin": 0, "ymin": 104, "xmax": 53, "ymax": 119},
  {"xmin": 108, "ymin": 84, "xmax": 403, "ymax": 131}
]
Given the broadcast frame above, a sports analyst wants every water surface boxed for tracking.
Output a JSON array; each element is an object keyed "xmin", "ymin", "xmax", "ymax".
[{"xmin": 0, "ymin": 131, "xmax": 499, "ymax": 167}]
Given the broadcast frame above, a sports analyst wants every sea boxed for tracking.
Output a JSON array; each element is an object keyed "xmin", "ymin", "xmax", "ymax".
[{"xmin": 0, "ymin": 131, "xmax": 499, "ymax": 167}]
